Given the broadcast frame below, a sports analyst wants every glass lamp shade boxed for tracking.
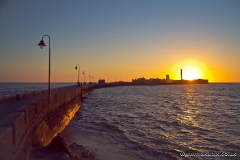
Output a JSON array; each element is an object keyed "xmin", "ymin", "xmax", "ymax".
[{"xmin": 38, "ymin": 40, "xmax": 46, "ymax": 49}]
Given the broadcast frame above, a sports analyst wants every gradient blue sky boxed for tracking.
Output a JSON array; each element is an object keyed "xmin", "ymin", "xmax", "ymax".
[{"xmin": 1, "ymin": 0, "xmax": 240, "ymax": 82}]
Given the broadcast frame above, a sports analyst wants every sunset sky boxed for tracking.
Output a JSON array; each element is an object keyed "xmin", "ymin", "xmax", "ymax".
[{"xmin": 0, "ymin": 0, "xmax": 240, "ymax": 82}]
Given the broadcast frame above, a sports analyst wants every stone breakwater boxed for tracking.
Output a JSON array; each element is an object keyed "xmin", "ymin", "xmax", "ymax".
[
  {"xmin": 0, "ymin": 82, "xmax": 129, "ymax": 160},
  {"xmin": 0, "ymin": 85, "xmax": 85, "ymax": 160}
]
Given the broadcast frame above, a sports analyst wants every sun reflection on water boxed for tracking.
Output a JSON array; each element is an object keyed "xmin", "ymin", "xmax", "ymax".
[
  {"xmin": 175, "ymin": 87, "xmax": 204, "ymax": 150},
  {"xmin": 75, "ymin": 84, "xmax": 240, "ymax": 159},
  {"xmin": 177, "ymin": 88, "xmax": 199, "ymax": 127}
]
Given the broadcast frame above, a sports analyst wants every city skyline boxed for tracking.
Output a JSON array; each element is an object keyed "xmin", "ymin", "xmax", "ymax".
[{"xmin": 1, "ymin": 0, "xmax": 240, "ymax": 82}]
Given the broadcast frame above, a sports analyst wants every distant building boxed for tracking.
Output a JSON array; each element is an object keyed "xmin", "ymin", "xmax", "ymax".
[
  {"xmin": 132, "ymin": 77, "xmax": 145, "ymax": 84},
  {"xmin": 131, "ymin": 69, "xmax": 208, "ymax": 85},
  {"xmin": 98, "ymin": 79, "xmax": 105, "ymax": 84},
  {"xmin": 166, "ymin": 75, "xmax": 170, "ymax": 80},
  {"xmin": 132, "ymin": 77, "xmax": 164, "ymax": 85},
  {"xmin": 132, "ymin": 76, "xmax": 208, "ymax": 85}
]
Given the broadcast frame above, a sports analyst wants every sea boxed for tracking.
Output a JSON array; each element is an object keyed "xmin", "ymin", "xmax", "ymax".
[
  {"xmin": 0, "ymin": 82, "xmax": 75, "ymax": 98},
  {"xmin": 1, "ymin": 83, "xmax": 240, "ymax": 160}
]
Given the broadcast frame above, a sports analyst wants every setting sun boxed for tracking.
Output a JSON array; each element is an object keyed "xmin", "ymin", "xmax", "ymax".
[
  {"xmin": 182, "ymin": 67, "xmax": 202, "ymax": 80},
  {"xmin": 163, "ymin": 59, "xmax": 210, "ymax": 81}
]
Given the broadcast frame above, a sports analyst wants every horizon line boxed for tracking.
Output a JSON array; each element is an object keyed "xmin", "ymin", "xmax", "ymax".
[{"xmin": 0, "ymin": 81, "xmax": 240, "ymax": 83}]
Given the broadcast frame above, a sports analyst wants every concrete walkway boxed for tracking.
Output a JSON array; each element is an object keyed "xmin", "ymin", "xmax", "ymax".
[{"xmin": 0, "ymin": 85, "xmax": 80, "ymax": 123}]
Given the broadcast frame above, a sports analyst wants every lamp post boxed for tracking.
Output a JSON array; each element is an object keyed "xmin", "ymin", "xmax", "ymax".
[
  {"xmin": 89, "ymin": 75, "xmax": 91, "ymax": 83},
  {"xmin": 82, "ymin": 71, "xmax": 85, "ymax": 84},
  {"xmin": 75, "ymin": 64, "xmax": 80, "ymax": 86},
  {"xmin": 38, "ymin": 35, "xmax": 51, "ymax": 96}
]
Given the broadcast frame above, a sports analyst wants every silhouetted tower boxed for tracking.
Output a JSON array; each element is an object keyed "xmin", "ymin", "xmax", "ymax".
[
  {"xmin": 181, "ymin": 69, "xmax": 182, "ymax": 80},
  {"xmin": 166, "ymin": 74, "xmax": 170, "ymax": 80}
]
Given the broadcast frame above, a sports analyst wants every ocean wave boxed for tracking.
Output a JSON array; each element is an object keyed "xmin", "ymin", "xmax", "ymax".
[{"xmin": 70, "ymin": 84, "xmax": 240, "ymax": 159}]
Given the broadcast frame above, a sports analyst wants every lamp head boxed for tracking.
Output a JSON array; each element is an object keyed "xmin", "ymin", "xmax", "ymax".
[
  {"xmin": 75, "ymin": 66, "xmax": 78, "ymax": 70},
  {"xmin": 38, "ymin": 40, "xmax": 46, "ymax": 49}
]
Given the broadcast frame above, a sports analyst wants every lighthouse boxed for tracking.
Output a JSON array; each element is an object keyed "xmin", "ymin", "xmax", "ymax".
[{"xmin": 181, "ymin": 69, "xmax": 182, "ymax": 80}]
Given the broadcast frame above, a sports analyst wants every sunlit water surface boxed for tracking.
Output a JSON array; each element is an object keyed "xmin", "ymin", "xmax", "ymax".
[{"xmin": 71, "ymin": 84, "xmax": 240, "ymax": 160}]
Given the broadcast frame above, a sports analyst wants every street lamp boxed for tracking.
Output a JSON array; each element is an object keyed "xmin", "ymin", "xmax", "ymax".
[
  {"xmin": 82, "ymin": 71, "xmax": 85, "ymax": 84},
  {"xmin": 38, "ymin": 35, "xmax": 51, "ymax": 96},
  {"xmin": 75, "ymin": 64, "xmax": 80, "ymax": 86},
  {"xmin": 89, "ymin": 75, "xmax": 91, "ymax": 83}
]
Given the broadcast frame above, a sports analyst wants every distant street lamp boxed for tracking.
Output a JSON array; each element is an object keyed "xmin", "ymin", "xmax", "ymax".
[
  {"xmin": 89, "ymin": 75, "xmax": 91, "ymax": 83},
  {"xmin": 75, "ymin": 64, "xmax": 80, "ymax": 85},
  {"xmin": 82, "ymin": 71, "xmax": 85, "ymax": 83},
  {"xmin": 38, "ymin": 35, "xmax": 51, "ymax": 96},
  {"xmin": 92, "ymin": 77, "xmax": 94, "ymax": 83}
]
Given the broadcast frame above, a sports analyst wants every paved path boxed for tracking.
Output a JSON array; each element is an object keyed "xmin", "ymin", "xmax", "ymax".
[{"xmin": 0, "ymin": 85, "xmax": 80, "ymax": 123}]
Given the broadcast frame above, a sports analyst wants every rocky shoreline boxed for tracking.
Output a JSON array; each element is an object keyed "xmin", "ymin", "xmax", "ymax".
[{"xmin": 30, "ymin": 134, "xmax": 99, "ymax": 160}]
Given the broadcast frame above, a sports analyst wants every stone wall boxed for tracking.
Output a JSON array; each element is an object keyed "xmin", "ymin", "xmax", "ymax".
[{"xmin": 0, "ymin": 85, "xmax": 84, "ymax": 160}]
